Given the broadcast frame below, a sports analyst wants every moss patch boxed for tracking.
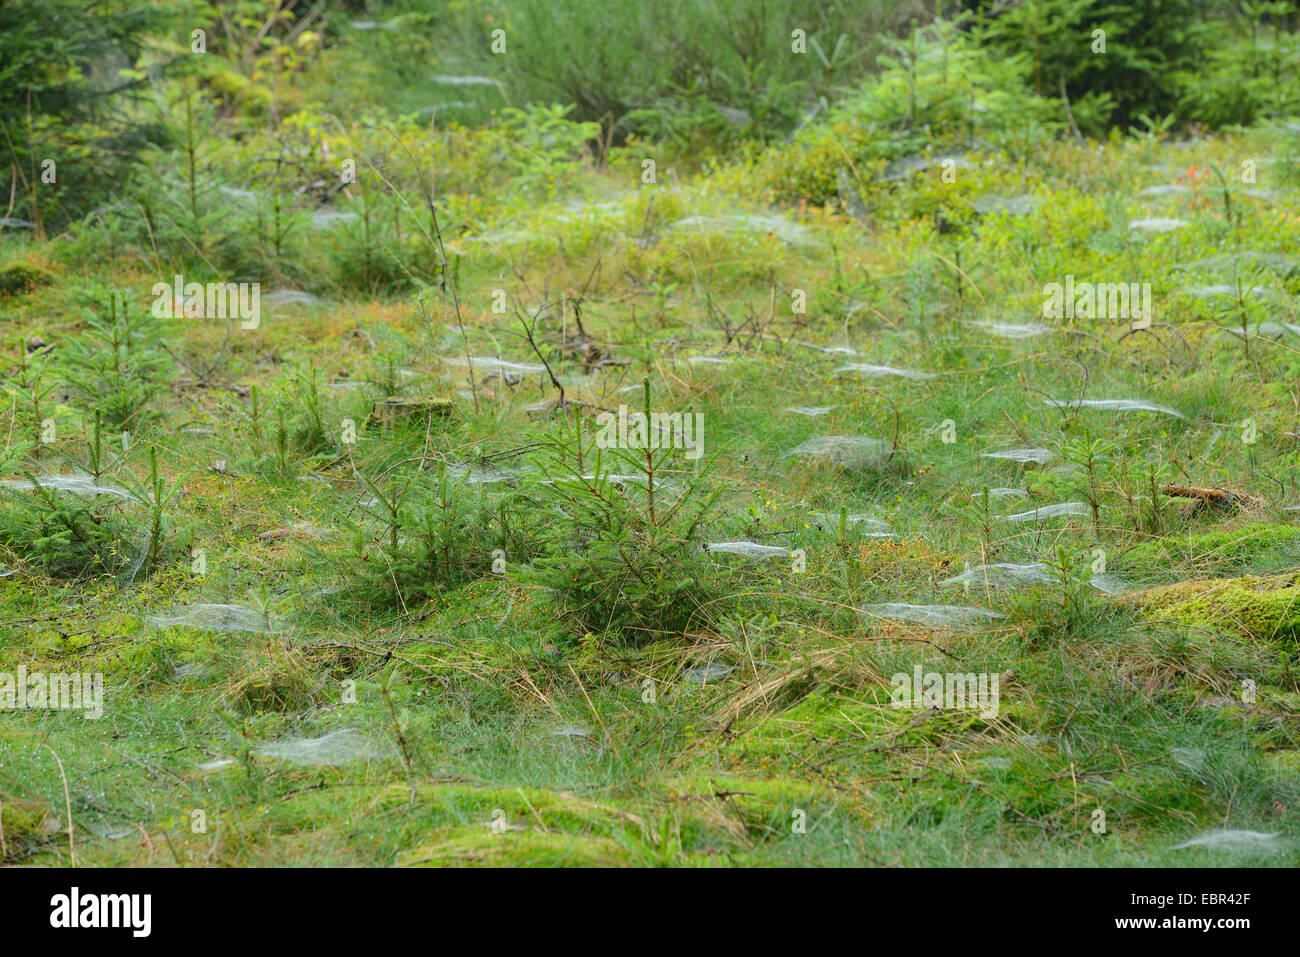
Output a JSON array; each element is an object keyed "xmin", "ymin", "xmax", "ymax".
[
  {"xmin": 401, "ymin": 828, "xmax": 637, "ymax": 867},
  {"xmin": 1121, "ymin": 524, "xmax": 1300, "ymax": 577},
  {"xmin": 1128, "ymin": 570, "xmax": 1300, "ymax": 640}
]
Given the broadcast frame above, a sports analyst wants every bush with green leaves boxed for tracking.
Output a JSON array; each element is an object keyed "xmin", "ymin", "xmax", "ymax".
[
  {"xmin": 129, "ymin": 91, "xmax": 265, "ymax": 276},
  {"xmin": 756, "ymin": 20, "xmax": 1061, "ymax": 205},
  {"xmin": 1, "ymin": 346, "xmax": 59, "ymax": 449},
  {"xmin": 495, "ymin": 104, "xmax": 602, "ymax": 197},
  {"xmin": 327, "ymin": 191, "xmax": 421, "ymax": 297},
  {"xmin": 284, "ymin": 363, "xmax": 332, "ymax": 457},
  {"xmin": 1174, "ymin": 2, "xmax": 1300, "ymax": 128}
]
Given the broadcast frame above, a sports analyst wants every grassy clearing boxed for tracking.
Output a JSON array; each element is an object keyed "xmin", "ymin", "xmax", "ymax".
[{"xmin": 4, "ymin": 14, "xmax": 1300, "ymax": 868}]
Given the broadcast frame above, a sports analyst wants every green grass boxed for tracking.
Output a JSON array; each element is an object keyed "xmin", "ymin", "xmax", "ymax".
[{"xmin": 4, "ymin": 67, "xmax": 1300, "ymax": 868}]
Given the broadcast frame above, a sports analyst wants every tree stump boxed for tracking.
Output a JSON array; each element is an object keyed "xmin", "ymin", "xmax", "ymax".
[{"xmin": 368, "ymin": 396, "xmax": 453, "ymax": 429}]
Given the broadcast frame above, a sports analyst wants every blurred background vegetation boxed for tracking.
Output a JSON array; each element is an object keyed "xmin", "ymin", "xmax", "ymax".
[{"xmin": 2, "ymin": 0, "xmax": 1297, "ymax": 268}]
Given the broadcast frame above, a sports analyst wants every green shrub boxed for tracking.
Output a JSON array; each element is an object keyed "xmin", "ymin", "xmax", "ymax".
[
  {"xmin": 0, "ymin": 0, "xmax": 193, "ymax": 227},
  {"xmin": 333, "ymin": 464, "xmax": 544, "ymax": 612},
  {"xmin": 0, "ymin": 479, "xmax": 142, "ymax": 579},
  {"xmin": 526, "ymin": 393, "xmax": 730, "ymax": 643},
  {"xmin": 752, "ymin": 21, "xmax": 1059, "ymax": 206},
  {"xmin": 1174, "ymin": 9, "xmax": 1300, "ymax": 128},
  {"xmin": 60, "ymin": 293, "xmax": 171, "ymax": 431},
  {"xmin": 971, "ymin": 0, "xmax": 1207, "ymax": 133}
]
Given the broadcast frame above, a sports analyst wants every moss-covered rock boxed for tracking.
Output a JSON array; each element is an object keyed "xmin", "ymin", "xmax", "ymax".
[
  {"xmin": 0, "ymin": 261, "xmax": 54, "ymax": 297},
  {"xmin": 367, "ymin": 396, "xmax": 454, "ymax": 429},
  {"xmin": 1126, "ymin": 570, "xmax": 1300, "ymax": 640}
]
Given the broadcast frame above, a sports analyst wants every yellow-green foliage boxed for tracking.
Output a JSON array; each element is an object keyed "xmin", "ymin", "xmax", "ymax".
[
  {"xmin": 752, "ymin": 120, "xmax": 878, "ymax": 206},
  {"xmin": 1131, "ymin": 571, "xmax": 1300, "ymax": 640},
  {"xmin": 201, "ymin": 62, "xmax": 274, "ymax": 111},
  {"xmin": 897, "ymin": 165, "xmax": 982, "ymax": 226}
]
